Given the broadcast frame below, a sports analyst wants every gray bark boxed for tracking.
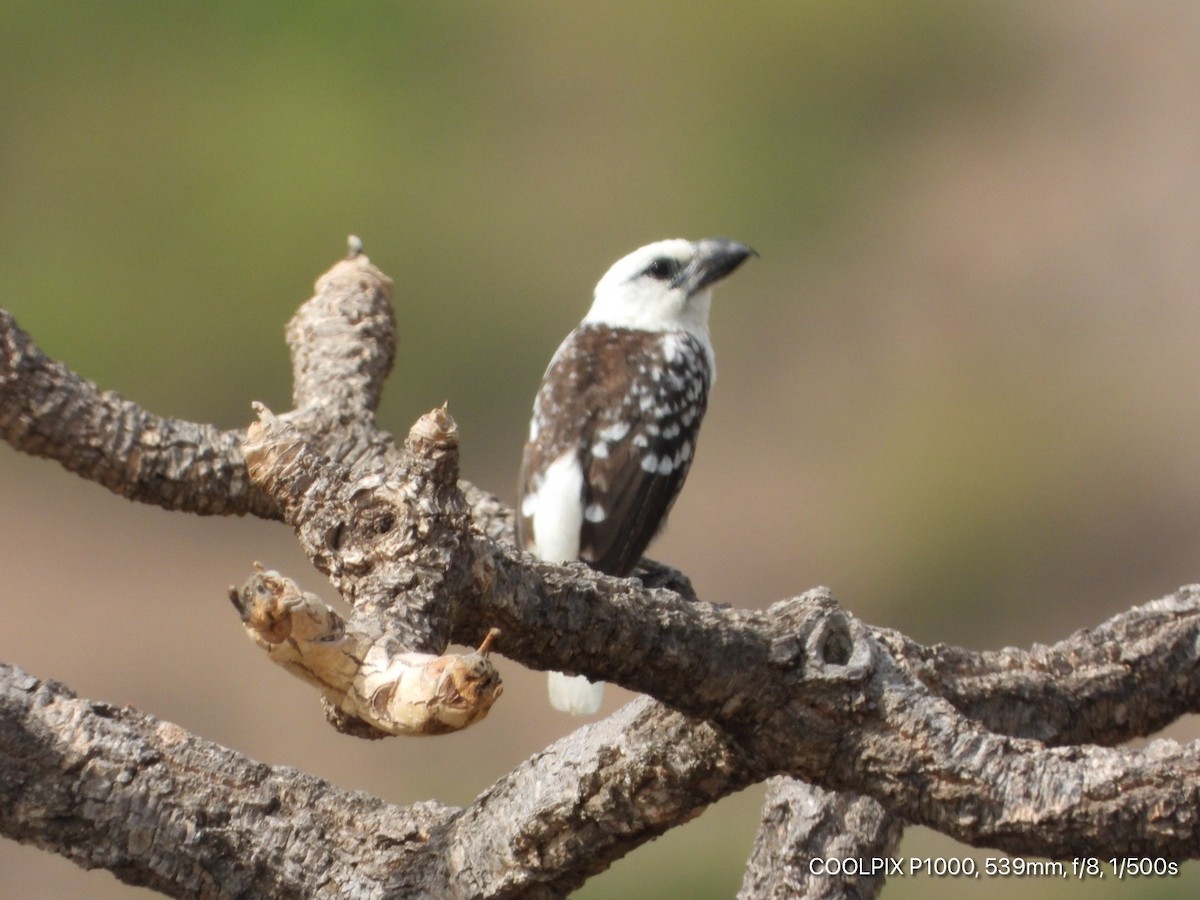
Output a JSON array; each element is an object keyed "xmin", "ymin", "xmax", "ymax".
[{"xmin": 2, "ymin": 244, "xmax": 1198, "ymax": 897}]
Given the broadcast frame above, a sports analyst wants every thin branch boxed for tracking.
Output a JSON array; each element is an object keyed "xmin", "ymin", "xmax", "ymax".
[
  {"xmin": 230, "ymin": 565, "xmax": 503, "ymax": 735},
  {"xmin": 284, "ymin": 241, "xmax": 396, "ymax": 419},
  {"xmin": 0, "ymin": 245, "xmax": 400, "ymax": 520},
  {"xmin": 876, "ymin": 584, "xmax": 1200, "ymax": 746}
]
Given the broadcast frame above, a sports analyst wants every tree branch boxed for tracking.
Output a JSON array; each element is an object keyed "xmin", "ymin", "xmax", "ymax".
[
  {"xmin": 0, "ymin": 663, "xmax": 457, "ymax": 899},
  {"xmin": 285, "ymin": 241, "xmax": 396, "ymax": 419},
  {"xmin": 876, "ymin": 584, "xmax": 1200, "ymax": 746},
  {"xmin": 243, "ymin": 370, "xmax": 1200, "ymax": 858},
  {"xmin": 0, "ymin": 308, "xmax": 273, "ymax": 518},
  {"xmin": 4, "ymin": 244, "xmax": 1199, "ymax": 897},
  {"xmin": 446, "ymin": 696, "xmax": 753, "ymax": 897},
  {"xmin": 0, "ymin": 663, "xmax": 753, "ymax": 899},
  {"xmin": 735, "ymin": 587, "xmax": 1200, "ymax": 898},
  {"xmin": 739, "ymin": 780, "xmax": 901, "ymax": 900}
]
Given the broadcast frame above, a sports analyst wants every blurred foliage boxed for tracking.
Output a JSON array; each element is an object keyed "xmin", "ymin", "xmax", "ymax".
[{"xmin": 0, "ymin": 0, "xmax": 1020, "ymax": 478}]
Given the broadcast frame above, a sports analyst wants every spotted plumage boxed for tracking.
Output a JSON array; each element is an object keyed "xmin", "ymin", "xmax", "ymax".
[
  {"xmin": 520, "ymin": 324, "xmax": 711, "ymax": 576},
  {"xmin": 518, "ymin": 237, "xmax": 754, "ymax": 714}
]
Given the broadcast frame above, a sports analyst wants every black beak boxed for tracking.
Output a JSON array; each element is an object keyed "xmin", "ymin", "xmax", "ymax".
[{"xmin": 672, "ymin": 238, "xmax": 757, "ymax": 296}]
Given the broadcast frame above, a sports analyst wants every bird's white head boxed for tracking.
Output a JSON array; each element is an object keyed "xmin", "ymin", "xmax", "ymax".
[{"xmin": 582, "ymin": 237, "xmax": 755, "ymax": 337}]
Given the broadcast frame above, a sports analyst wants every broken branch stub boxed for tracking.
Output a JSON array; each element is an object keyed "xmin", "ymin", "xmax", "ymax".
[
  {"xmin": 285, "ymin": 246, "xmax": 396, "ymax": 418},
  {"xmin": 230, "ymin": 565, "xmax": 502, "ymax": 735}
]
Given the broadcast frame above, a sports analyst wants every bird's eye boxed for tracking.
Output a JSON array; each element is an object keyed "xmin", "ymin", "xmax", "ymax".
[{"xmin": 644, "ymin": 257, "xmax": 680, "ymax": 281}]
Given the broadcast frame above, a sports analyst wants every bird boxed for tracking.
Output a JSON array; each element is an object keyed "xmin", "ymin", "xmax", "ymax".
[{"xmin": 518, "ymin": 237, "xmax": 755, "ymax": 715}]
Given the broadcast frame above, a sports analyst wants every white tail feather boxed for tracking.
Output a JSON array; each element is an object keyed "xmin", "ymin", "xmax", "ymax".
[{"xmin": 547, "ymin": 671, "xmax": 604, "ymax": 716}]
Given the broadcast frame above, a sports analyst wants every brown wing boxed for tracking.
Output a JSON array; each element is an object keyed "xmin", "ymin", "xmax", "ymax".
[
  {"xmin": 579, "ymin": 429, "xmax": 698, "ymax": 576},
  {"xmin": 517, "ymin": 327, "xmax": 596, "ymax": 556},
  {"xmin": 578, "ymin": 332, "xmax": 711, "ymax": 576},
  {"xmin": 519, "ymin": 325, "xmax": 711, "ymax": 576}
]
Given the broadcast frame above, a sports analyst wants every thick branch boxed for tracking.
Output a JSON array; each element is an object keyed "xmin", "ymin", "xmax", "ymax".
[
  {"xmin": 0, "ymin": 308, "xmax": 274, "ymax": 517},
  {"xmin": 459, "ymin": 467, "xmax": 1200, "ymax": 749},
  {"xmin": 446, "ymin": 696, "xmax": 753, "ymax": 898},
  {"xmin": 453, "ymin": 540, "xmax": 1200, "ymax": 857},
  {"xmin": 0, "ymin": 663, "xmax": 755, "ymax": 899},
  {"xmin": 8, "ymin": 245, "xmax": 1200, "ymax": 895},
  {"xmin": 739, "ymin": 780, "xmax": 901, "ymax": 900},
  {"xmin": 242, "ymin": 404, "xmax": 474, "ymax": 654},
  {"xmin": 0, "ymin": 663, "xmax": 457, "ymax": 899}
]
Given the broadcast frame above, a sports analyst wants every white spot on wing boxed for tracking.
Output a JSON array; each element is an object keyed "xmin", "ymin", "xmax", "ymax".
[
  {"xmin": 641, "ymin": 454, "xmax": 659, "ymax": 473},
  {"xmin": 584, "ymin": 503, "xmax": 607, "ymax": 523},
  {"xmin": 591, "ymin": 442, "xmax": 609, "ymax": 459},
  {"xmin": 598, "ymin": 421, "xmax": 630, "ymax": 443}
]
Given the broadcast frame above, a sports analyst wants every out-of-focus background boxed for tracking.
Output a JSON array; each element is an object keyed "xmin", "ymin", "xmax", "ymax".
[{"xmin": 2, "ymin": 3, "xmax": 1199, "ymax": 898}]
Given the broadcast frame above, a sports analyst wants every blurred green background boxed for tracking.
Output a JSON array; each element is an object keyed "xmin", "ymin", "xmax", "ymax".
[{"xmin": 3, "ymin": 2, "xmax": 1199, "ymax": 897}]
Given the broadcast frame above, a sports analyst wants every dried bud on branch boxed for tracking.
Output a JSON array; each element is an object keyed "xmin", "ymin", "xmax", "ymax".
[
  {"xmin": 231, "ymin": 565, "xmax": 502, "ymax": 735},
  {"xmin": 360, "ymin": 628, "xmax": 502, "ymax": 735},
  {"xmin": 404, "ymin": 404, "xmax": 460, "ymax": 487}
]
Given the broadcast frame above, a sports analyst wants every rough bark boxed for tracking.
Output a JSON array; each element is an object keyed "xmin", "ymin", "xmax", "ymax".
[
  {"xmin": 739, "ymin": 780, "xmax": 902, "ymax": 900},
  {"xmin": 0, "ymin": 308, "xmax": 271, "ymax": 518},
  {"xmin": 0, "ymin": 664, "xmax": 457, "ymax": 899},
  {"xmin": 3, "ymin": 244, "xmax": 1198, "ymax": 897}
]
